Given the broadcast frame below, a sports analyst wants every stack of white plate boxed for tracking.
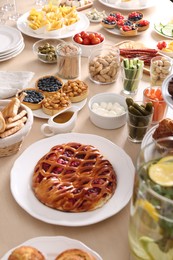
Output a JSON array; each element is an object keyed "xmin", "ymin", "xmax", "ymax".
[{"xmin": 0, "ymin": 25, "xmax": 25, "ymax": 62}]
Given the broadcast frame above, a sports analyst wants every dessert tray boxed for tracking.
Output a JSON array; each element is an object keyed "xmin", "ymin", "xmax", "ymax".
[
  {"xmin": 98, "ymin": 0, "xmax": 156, "ymax": 11},
  {"xmin": 1, "ymin": 236, "xmax": 103, "ymax": 260},
  {"xmin": 10, "ymin": 133, "xmax": 135, "ymax": 226},
  {"xmin": 33, "ymin": 98, "xmax": 87, "ymax": 119},
  {"xmin": 17, "ymin": 12, "xmax": 89, "ymax": 39},
  {"xmin": 162, "ymin": 74, "xmax": 173, "ymax": 110}
]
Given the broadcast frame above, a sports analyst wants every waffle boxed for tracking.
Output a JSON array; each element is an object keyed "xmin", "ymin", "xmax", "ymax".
[{"xmin": 32, "ymin": 142, "xmax": 117, "ymax": 212}]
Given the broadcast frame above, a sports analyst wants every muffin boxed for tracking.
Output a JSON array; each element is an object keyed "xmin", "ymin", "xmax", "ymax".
[{"xmin": 8, "ymin": 245, "xmax": 45, "ymax": 260}]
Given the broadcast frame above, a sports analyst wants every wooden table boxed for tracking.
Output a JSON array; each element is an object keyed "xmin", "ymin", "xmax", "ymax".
[{"xmin": 0, "ymin": 0, "xmax": 172, "ymax": 259}]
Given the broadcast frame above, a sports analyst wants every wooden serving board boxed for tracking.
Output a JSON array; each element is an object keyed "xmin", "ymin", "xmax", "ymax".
[{"xmin": 76, "ymin": 1, "xmax": 93, "ymax": 11}]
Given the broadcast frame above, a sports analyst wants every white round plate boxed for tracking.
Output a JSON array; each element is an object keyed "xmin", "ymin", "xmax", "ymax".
[
  {"xmin": 33, "ymin": 98, "xmax": 87, "ymax": 119},
  {"xmin": 162, "ymin": 74, "xmax": 173, "ymax": 109},
  {"xmin": 141, "ymin": 125, "xmax": 158, "ymax": 149},
  {"xmin": 103, "ymin": 26, "xmax": 143, "ymax": 37},
  {"xmin": 0, "ymin": 25, "xmax": 23, "ymax": 54},
  {"xmin": 0, "ymin": 42, "xmax": 25, "ymax": 62},
  {"xmin": 17, "ymin": 12, "xmax": 89, "ymax": 39},
  {"xmin": 10, "ymin": 133, "xmax": 135, "ymax": 226},
  {"xmin": 98, "ymin": 0, "xmax": 156, "ymax": 11},
  {"xmin": 1, "ymin": 236, "xmax": 102, "ymax": 260},
  {"xmin": 154, "ymin": 24, "xmax": 173, "ymax": 40}
]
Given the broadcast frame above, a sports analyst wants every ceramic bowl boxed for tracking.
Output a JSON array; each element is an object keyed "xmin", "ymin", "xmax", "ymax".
[
  {"xmin": 33, "ymin": 38, "xmax": 64, "ymax": 63},
  {"xmin": 72, "ymin": 31, "xmax": 105, "ymax": 57},
  {"xmin": 88, "ymin": 92, "xmax": 127, "ymax": 129}
]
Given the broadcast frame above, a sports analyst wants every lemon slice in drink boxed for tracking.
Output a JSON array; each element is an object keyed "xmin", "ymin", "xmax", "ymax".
[
  {"xmin": 137, "ymin": 199, "xmax": 159, "ymax": 222},
  {"xmin": 149, "ymin": 156, "xmax": 173, "ymax": 187}
]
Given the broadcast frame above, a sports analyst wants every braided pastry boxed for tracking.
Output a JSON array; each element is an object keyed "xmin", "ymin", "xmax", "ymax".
[
  {"xmin": 55, "ymin": 249, "xmax": 96, "ymax": 260},
  {"xmin": 32, "ymin": 142, "xmax": 117, "ymax": 212}
]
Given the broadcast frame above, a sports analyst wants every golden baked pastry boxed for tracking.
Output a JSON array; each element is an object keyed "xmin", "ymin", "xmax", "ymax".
[
  {"xmin": 62, "ymin": 80, "xmax": 88, "ymax": 102},
  {"xmin": 17, "ymin": 88, "xmax": 45, "ymax": 110},
  {"xmin": 8, "ymin": 245, "xmax": 45, "ymax": 260},
  {"xmin": 152, "ymin": 118, "xmax": 173, "ymax": 140},
  {"xmin": 32, "ymin": 142, "xmax": 117, "ymax": 212},
  {"xmin": 120, "ymin": 26, "xmax": 138, "ymax": 36},
  {"xmin": 42, "ymin": 92, "xmax": 71, "ymax": 116},
  {"xmin": 55, "ymin": 249, "xmax": 96, "ymax": 260},
  {"xmin": 35, "ymin": 75, "xmax": 63, "ymax": 97}
]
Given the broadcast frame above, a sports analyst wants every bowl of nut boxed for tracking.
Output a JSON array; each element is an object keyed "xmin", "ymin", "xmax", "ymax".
[
  {"xmin": 72, "ymin": 31, "xmax": 105, "ymax": 57},
  {"xmin": 33, "ymin": 38, "xmax": 64, "ymax": 63},
  {"xmin": 88, "ymin": 92, "xmax": 127, "ymax": 129}
]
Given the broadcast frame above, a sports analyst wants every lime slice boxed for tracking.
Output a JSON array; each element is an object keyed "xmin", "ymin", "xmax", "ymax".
[
  {"xmin": 158, "ymin": 156, "xmax": 173, "ymax": 163},
  {"xmin": 149, "ymin": 159, "xmax": 173, "ymax": 187},
  {"xmin": 161, "ymin": 25, "xmax": 173, "ymax": 37},
  {"xmin": 140, "ymin": 236, "xmax": 173, "ymax": 260}
]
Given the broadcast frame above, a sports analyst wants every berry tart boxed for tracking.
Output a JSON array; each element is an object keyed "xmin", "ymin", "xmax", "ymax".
[
  {"xmin": 62, "ymin": 80, "xmax": 88, "ymax": 102},
  {"xmin": 120, "ymin": 25, "xmax": 138, "ymax": 36},
  {"xmin": 42, "ymin": 92, "xmax": 71, "ymax": 115},
  {"xmin": 35, "ymin": 75, "xmax": 63, "ymax": 97},
  {"xmin": 128, "ymin": 11, "xmax": 143, "ymax": 23},
  {"xmin": 117, "ymin": 19, "xmax": 134, "ymax": 28},
  {"xmin": 101, "ymin": 15, "xmax": 117, "ymax": 29},
  {"xmin": 18, "ymin": 88, "xmax": 45, "ymax": 110},
  {"xmin": 136, "ymin": 19, "xmax": 150, "ymax": 32},
  {"xmin": 109, "ymin": 12, "xmax": 125, "ymax": 21}
]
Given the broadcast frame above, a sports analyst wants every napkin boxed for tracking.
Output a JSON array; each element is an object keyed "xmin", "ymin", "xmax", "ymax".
[{"xmin": 0, "ymin": 71, "xmax": 35, "ymax": 99}]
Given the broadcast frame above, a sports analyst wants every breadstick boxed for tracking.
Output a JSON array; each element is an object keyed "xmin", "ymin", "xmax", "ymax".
[
  {"xmin": 2, "ymin": 97, "xmax": 21, "ymax": 119},
  {"xmin": 0, "ymin": 123, "xmax": 24, "ymax": 138},
  {"xmin": 0, "ymin": 111, "xmax": 6, "ymax": 133},
  {"xmin": 7, "ymin": 110, "xmax": 27, "ymax": 123},
  {"xmin": 5, "ymin": 116, "xmax": 27, "ymax": 130}
]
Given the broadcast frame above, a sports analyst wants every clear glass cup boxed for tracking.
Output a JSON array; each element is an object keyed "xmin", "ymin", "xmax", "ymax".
[
  {"xmin": 150, "ymin": 56, "xmax": 173, "ymax": 86},
  {"xmin": 143, "ymin": 86, "xmax": 168, "ymax": 125},
  {"xmin": 88, "ymin": 45, "xmax": 120, "ymax": 84},
  {"xmin": 128, "ymin": 137, "xmax": 173, "ymax": 260},
  {"xmin": 0, "ymin": 10, "xmax": 6, "ymax": 24},
  {"xmin": 56, "ymin": 43, "xmax": 81, "ymax": 79},
  {"xmin": 121, "ymin": 59, "xmax": 144, "ymax": 95},
  {"xmin": 127, "ymin": 101, "xmax": 153, "ymax": 143},
  {"xmin": 35, "ymin": 0, "xmax": 48, "ymax": 6}
]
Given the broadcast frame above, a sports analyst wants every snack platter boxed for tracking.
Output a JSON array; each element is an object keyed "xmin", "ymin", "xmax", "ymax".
[{"xmin": 17, "ymin": 11, "xmax": 90, "ymax": 39}]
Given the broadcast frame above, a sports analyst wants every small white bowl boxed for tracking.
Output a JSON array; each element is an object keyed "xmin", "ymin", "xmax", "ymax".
[
  {"xmin": 72, "ymin": 31, "xmax": 105, "ymax": 57},
  {"xmin": 88, "ymin": 93, "xmax": 127, "ymax": 129},
  {"xmin": 33, "ymin": 38, "xmax": 64, "ymax": 63}
]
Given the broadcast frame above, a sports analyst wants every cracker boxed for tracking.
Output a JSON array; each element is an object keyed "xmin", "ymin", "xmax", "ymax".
[
  {"xmin": 7, "ymin": 110, "xmax": 27, "ymax": 123},
  {"xmin": 2, "ymin": 97, "xmax": 21, "ymax": 119},
  {"xmin": 5, "ymin": 116, "xmax": 27, "ymax": 130},
  {"xmin": 0, "ymin": 123, "xmax": 24, "ymax": 138}
]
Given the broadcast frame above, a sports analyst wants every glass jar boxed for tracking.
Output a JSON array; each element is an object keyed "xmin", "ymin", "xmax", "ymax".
[
  {"xmin": 56, "ymin": 43, "xmax": 81, "ymax": 79},
  {"xmin": 88, "ymin": 45, "xmax": 120, "ymax": 84},
  {"xmin": 128, "ymin": 137, "xmax": 173, "ymax": 260},
  {"xmin": 150, "ymin": 56, "xmax": 172, "ymax": 86}
]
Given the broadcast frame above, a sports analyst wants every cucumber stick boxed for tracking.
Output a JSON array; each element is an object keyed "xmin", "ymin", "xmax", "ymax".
[{"xmin": 122, "ymin": 58, "xmax": 144, "ymax": 92}]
